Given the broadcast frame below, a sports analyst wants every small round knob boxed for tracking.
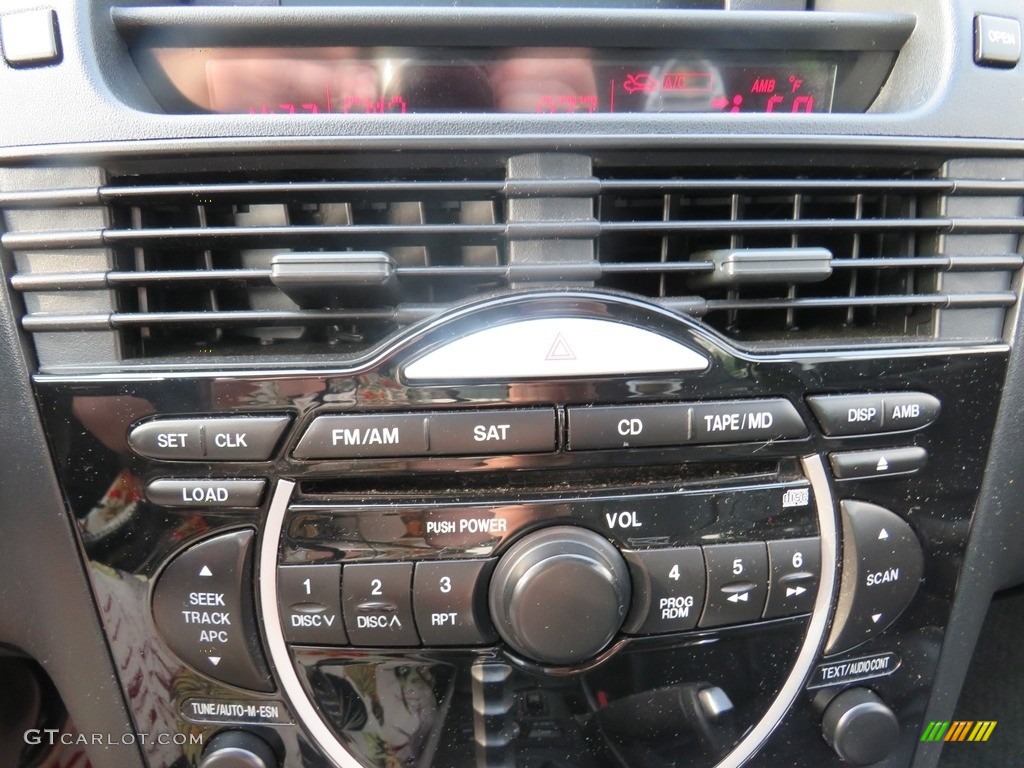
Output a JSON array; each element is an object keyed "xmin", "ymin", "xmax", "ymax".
[
  {"xmin": 488, "ymin": 526, "xmax": 630, "ymax": 666},
  {"xmin": 198, "ymin": 731, "xmax": 279, "ymax": 768},
  {"xmin": 821, "ymin": 688, "xmax": 900, "ymax": 766}
]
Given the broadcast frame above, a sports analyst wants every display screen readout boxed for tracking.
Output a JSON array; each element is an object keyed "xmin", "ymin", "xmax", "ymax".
[{"xmin": 139, "ymin": 47, "xmax": 838, "ymax": 115}]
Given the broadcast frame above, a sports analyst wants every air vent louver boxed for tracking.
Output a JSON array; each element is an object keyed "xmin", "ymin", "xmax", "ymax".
[
  {"xmin": 3, "ymin": 156, "xmax": 1021, "ymax": 371},
  {"xmin": 593, "ymin": 170, "xmax": 1021, "ymax": 342}
]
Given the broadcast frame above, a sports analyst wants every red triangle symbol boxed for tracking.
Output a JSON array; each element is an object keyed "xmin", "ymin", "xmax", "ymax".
[{"xmin": 546, "ymin": 333, "xmax": 576, "ymax": 361}]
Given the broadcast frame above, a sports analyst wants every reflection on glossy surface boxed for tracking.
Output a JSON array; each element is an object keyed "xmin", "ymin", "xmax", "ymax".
[
  {"xmin": 138, "ymin": 46, "xmax": 838, "ymax": 115},
  {"xmin": 292, "ymin": 623, "xmax": 801, "ymax": 768},
  {"xmin": 304, "ymin": 658, "xmax": 454, "ymax": 768}
]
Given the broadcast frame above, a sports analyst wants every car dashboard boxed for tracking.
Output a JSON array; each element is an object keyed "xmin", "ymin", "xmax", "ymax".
[{"xmin": 1, "ymin": 2, "xmax": 1024, "ymax": 768}]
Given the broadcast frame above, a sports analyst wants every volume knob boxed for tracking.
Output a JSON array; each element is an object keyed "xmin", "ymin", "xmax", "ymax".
[{"xmin": 488, "ymin": 526, "xmax": 631, "ymax": 666}]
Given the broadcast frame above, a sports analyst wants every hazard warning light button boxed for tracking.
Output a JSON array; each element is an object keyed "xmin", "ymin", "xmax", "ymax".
[{"xmin": 401, "ymin": 317, "xmax": 709, "ymax": 382}]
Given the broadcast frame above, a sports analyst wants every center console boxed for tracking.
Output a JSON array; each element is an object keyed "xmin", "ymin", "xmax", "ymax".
[{"xmin": 2, "ymin": 1, "xmax": 1024, "ymax": 768}]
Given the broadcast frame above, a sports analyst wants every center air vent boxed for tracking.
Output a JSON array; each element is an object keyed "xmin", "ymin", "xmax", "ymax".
[{"xmin": 2, "ymin": 155, "xmax": 1021, "ymax": 371}]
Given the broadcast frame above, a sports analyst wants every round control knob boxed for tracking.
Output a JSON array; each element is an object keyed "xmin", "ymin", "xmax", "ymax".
[
  {"xmin": 488, "ymin": 526, "xmax": 630, "ymax": 666},
  {"xmin": 198, "ymin": 731, "xmax": 279, "ymax": 768},
  {"xmin": 821, "ymin": 688, "xmax": 900, "ymax": 766}
]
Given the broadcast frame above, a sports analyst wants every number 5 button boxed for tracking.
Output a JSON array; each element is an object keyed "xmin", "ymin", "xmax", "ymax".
[
  {"xmin": 412, "ymin": 560, "xmax": 497, "ymax": 646},
  {"xmin": 699, "ymin": 542, "xmax": 769, "ymax": 628},
  {"xmin": 764, "ymin": 538, "xmax": 821, "ymax": 619}
]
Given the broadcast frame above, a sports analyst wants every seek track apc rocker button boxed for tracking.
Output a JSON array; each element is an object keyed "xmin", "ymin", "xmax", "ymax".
[{"xmin": 151, "ymin": 529, "xmax": 272, "ymax": 691}]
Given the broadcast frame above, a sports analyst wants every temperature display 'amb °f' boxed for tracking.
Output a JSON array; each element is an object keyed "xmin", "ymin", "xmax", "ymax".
[{"xmin": 612, "ymin": 63, "xmax": 836, "ymax": 114}]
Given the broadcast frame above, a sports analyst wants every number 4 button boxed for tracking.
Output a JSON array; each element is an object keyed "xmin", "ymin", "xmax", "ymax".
[{"xmin": 764, "ymin": 538, "xmax": 821, "ymax": 619}]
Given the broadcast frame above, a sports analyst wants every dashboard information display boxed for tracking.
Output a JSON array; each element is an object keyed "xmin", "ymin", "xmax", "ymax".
[{"xmin": 137, "ymin": 47, "xmax": 838, "ymax": 115}]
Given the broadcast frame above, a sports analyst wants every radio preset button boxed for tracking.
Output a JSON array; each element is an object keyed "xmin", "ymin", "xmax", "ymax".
[
  {"xmin": 342, "ymin": 562, "xmax": 419, "ymax": 646},
  {"xmin": 764, "ymin": 538, "xmax": 821, "ymax": 619},
  {"xmin": 623, "ymin": 547, "xmax": 706, "ymax": 634},
  {"xmin": 146, "ymin": 479, "xmax": 267, "ymax": 508},
  {"xmin": 699, "ymin": 542, "xmax": 769, "ymax": 628},
  {"xmin": 151, "ymin": 529, "xmax": 272, "ymax": 691},
  {"xmin": 428, "ymin": 409, "xmax": 556, "ymax": 456},
  {"xmin": 691, "ymin": 399, "xmax": 807, "ymax": 444},
  {"xmin": 279, "ymin": 564, "xmax": 346, "ymax": 645},
  {"xmin": 567, "ymin": 404, "xmax": 690, "ymax": 451},
  {"xmin": 294, "ymin": 414, "xmax": 429, "ymax": 459},
  {"xmin": 808, "ymin": 393, "xmax": 939, "ymax": 437},
  {"xmin": 413, "ymin": 559, "xmax": 497, "ymax": 646}
]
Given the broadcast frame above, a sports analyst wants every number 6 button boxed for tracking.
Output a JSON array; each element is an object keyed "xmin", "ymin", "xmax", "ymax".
[{"xmin": 764, "ymin": 538, "xmax": 821, "ymax": 619}]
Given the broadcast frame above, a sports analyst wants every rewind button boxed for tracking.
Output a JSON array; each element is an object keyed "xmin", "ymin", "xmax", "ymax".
[{"xmin": 699, "ymin": 542, "xmax": 769, "ymax": 628}]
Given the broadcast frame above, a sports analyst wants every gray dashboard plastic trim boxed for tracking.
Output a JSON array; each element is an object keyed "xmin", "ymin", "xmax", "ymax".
[
  {"xmin": 111, "ymin": 6, "xmax": 914, "ymax": 49},
  {"xmin": 0, "ymin": 255, "xmax": 143, "ymax": 765},
  {"xmin": 6, "ymin": 134, "xmax": 1024, "ymax": 164},
  {"xmin": 912, "ymin": 276, "xmax": 1024, "ymax": 767}
]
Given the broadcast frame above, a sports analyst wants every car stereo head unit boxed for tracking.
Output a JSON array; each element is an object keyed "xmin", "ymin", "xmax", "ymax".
[{"xmin": 32, "ymin": 288, "xmax": 1003, "ymax": 768}]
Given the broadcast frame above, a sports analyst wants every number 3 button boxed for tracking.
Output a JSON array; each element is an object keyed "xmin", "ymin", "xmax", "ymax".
[{"xmin": 413, "ymin": 560, "xmax": 498, "ymax": 646}]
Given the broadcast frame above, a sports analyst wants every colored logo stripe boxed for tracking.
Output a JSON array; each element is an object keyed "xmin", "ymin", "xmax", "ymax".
[
  {"xmin": 921, "ymin": 722, "xmax": 950, "ymax": 742},
  {"xmin": 945, "ymin": 721, "xmax": 973, "ymax": 741},
  {"xmin": 921, "ymin": 721, "xmax": 997, "ymax": 742},
  {"xmin": 968, "ymin": 722, "xmax": 997, "ymax": 742}
]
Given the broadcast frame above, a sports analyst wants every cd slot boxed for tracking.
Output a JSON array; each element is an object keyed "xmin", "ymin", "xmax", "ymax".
[{"xmin": 297, "ymin": 459, "xmax": 787, "ymax": 500}]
